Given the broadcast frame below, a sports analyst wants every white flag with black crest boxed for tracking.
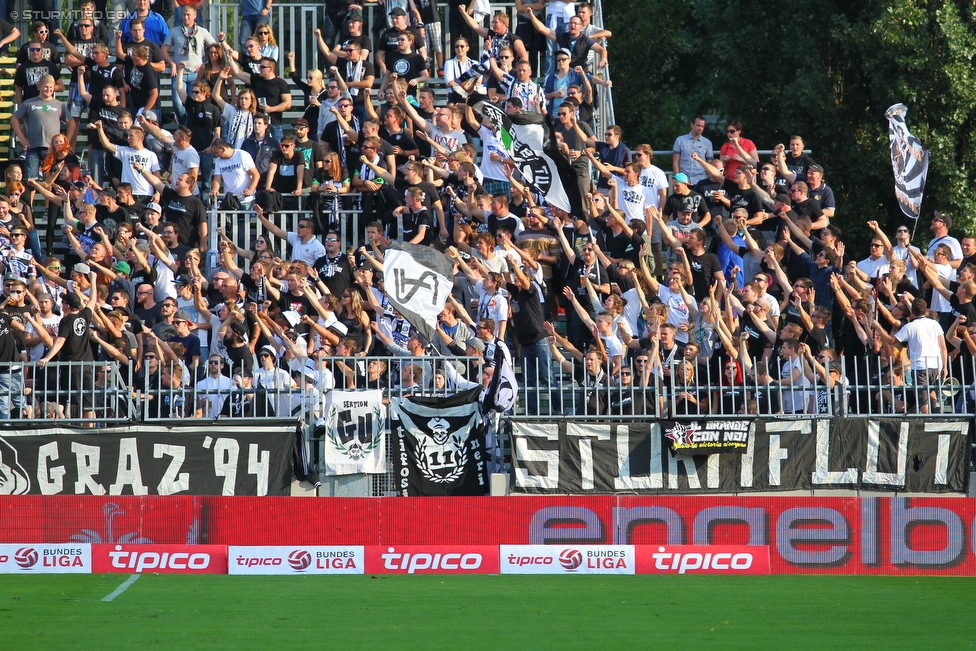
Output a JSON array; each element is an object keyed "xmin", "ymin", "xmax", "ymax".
[
  {"xmin": 383, "ymin": 241, "xmax": 455, "ymax": 347},
  {"xmin": 886, "ymin": 103, "xmax": 929, "ymax": 220}
]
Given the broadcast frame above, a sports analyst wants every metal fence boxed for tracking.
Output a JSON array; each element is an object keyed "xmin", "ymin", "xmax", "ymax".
[{"xmin": 511, "ymin": 354, "xmax": 976, "ymax": 421}]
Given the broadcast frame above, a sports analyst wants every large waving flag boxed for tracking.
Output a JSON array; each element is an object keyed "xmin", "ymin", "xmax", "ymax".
[
  {"xmin": 886, "ymin": 103, "xmax": 929, "ymax": 220},
  {"xmin": 383, "ymin": 241, "xmax": 455, "ymax": 348},
  {"xmin": 471, "ymin": 96, "xmax": 584, "ymax": 217}
]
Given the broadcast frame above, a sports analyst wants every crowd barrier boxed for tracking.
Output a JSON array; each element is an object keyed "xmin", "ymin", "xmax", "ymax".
[{"xmin": 2, "ymin": 495, "xmax": 976, "ymax": 574}]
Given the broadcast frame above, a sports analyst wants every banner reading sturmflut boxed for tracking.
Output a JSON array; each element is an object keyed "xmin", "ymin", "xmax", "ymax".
[
  {"xmin": 886, "ymin": 103, "xmax": 929, "ymax": 220},
  {"xmin": 383, "ymin": 241, "xmax": 454, "ymax": 347},
  {"xmin": 391, "ymin": 387, "xmax": 489, "ymax": 496},
  {"xmin": 323, "ymin": 389, "xmax": 386, "ymax": 476}
]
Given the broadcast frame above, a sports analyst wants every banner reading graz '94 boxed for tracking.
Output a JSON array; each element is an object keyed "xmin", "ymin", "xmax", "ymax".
[
  {"xmin": 510, "ymin": 419, "xmax": 971, "ymax": 494},
  {"xmin": 0, "ymin": 424, "xmax": 295, "ymax": 496}
]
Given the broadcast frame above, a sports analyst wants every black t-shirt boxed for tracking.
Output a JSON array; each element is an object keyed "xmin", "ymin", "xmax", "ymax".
[
  {"xmin": 94, "ymin": 206, "xmax": 130, "ymax": 240},
  {"xmin": 507, "ymin": 282, "xmax": 546, "ymax": 345},
  {"xmin": 0, "ymin": 311, "xmax": 21, "ymax": 362},
  {"xmin": 402, "ymin": 208, "xmax": 432, "ymax": 245},
  {"xmin": 383, "ymin": 131, "xmax": 418, "ymax": 168},
  {"xmin": 386, "ymin": 52, "xmax": 427, "ymax": 88},
  {"xmin": 87, "ymin": 99, "xmax": 126, "ymax": 139},
  {"xmin": 183, "ymin": 98, "xmax": 222, "ymax": 151},
  {"xmin": 379, "ymin": 27, "xmax": 424, "ymax": 60},
  {"xmin": 119, "ymin": 39, "xmax": 164, "ymax": 73},
  {"xmin": 269, "ymin": 150, "xmax": 302, "ymax": 194},
  {"xmin": 160, "ymin": 187, "xmax": 206, "ymax": 249},
  {"xmin": 15, "ymin": 60, "xmax": 61, "ymax": 100},
  {"xmin": 16, "ymin": 42, "xmax": 60, "ymax": 66},
  {"xmin": 277, "ymin": 290, "xmax": 316, "ymax": 319},
  {"xmin": 125, "ymin": 57, "xmax": 158, "ymax": 111},
  {"xmin": 250, "ymin": 76, "xmax": 291, "ymax": 125},
  {"xmin": 685, "ymin": 250, "xmax": 722, "ymax": 300},
  {"xmin": 662, "ymin": 190, "xmax": 709, "ymax": 223},
  {"xmin": 57, "ymin": 307, "xmax": 94, "ymax": 361},
  {"xmin": 294, "ymin": 140, "xmax": 323, "ymax": 187},
  {"xmin": 312, "ymin": 253, "xmax": 353, "ymax": 296},
  {"xmin": 780, "ymin": 153, "xmax": 817, "ymax": 185},
  {"xmin": 342, "ymin": 58, "xmax": 375, "ymax": 107},
  {"xmin": 83, "ymin": 57, "xmax": 126, "ymax": 100},
  {"xmin": 722, "ymin": 179, "xmax": 764, "ymax": 217}
]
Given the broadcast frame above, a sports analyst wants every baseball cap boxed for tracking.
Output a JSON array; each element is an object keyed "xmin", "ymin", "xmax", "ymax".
[
  {"xmin": 678, "ymin": 196, "xmax": 696, "ymax": 213},
  {"xmin": 555, "ymin": 48, "xmax": 572, "ymax": 58},
  {"xmin": 174, "ymin": 310, "xmax": 192, "ymax": 322},
  {"xmin": 934, "ymin": 211, "xmax": 952, "ymax": 229},
  {"xmin": 175, "ymin": 275, "xmax": 192, "ymax": 285},
  {"xmin": 142, "ymin": 109, "xmax": 158, "ymax": 122},
  {"xmin": 673, "ymin": 172, "xmax": 689, "ymax": 184},
  {"xmin": 229, "ymin": 321, "xmax": 248, "ymax": 337},
  {"xmin": 146, "ymin": 202, "xmax": 162, "ymax": 214},
  {"xmin": 99, "ymin": 187, "xmax": 117, "ymax": 199},
  {"xmin": 807, "ymin": 163, "xmax": 824, "ymax": 174},
  {"xmin": 62, "ymin": 293, "xmax": 83, "ymax": 309},
  {"xmin": 113, "ymin": 261, "xmax": 131, "ymax": 274},
  {"xmin": 295, "ymin": 118, "xmax": 309, "ymax": 128},
  {"xmin": 73, "ymin": 262, "xmax": 91, "ymax": 275},
  {"xmin": 389, "ymin": 7, "xmax": 406, "ymax": 16},
  {"xmin": 466, "ymin": 338, "xmax": 485, "ymax": 353}
]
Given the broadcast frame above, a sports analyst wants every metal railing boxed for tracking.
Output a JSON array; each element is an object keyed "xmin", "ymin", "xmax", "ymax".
[{"xmin": 512, "ymin": 354, "xmax": 976, "ymax": 420}]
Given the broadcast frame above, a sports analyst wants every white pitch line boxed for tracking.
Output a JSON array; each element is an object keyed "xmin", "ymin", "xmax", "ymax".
[{"xmin": 102, "ymin": 574, "xmax": 141, "ymax": 602}]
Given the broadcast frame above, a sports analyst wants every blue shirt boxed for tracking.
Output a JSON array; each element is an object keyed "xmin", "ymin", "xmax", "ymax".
[
  {"xmin": 672, "ymin": 132, "xmax": 714, "ymax": 186},
  {"xmin": 120, "ymin": 11, "xmax": 169, "ymax": 46}
]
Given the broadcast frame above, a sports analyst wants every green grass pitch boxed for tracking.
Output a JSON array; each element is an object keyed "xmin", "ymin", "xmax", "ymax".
[{"xmin": 1, "ymin": 574, "xmax": 975, "ymax": 650}]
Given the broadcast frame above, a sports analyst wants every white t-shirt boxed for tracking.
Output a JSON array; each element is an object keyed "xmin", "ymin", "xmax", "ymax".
[
  {"xmin": 475, "ymin": 280, "xmax": 508, "ymax": 336},
  {"xmin": 927, "ymin": 235, "xmax": 963, "ymax": 261},
  {"xmin": 657, "ymin": 285, "xmax": 691, "ymax": 344},
  {"xmin": 114, "ymin": 145, "xmax": 160, "ymax": 196},
  {"xmin": 894, "ymin": 317, "xmax": 944, "ymax": 371},
  {"xmin": 25, "ymin": 314, "xmax": 60, "ymax": 361},
  {"xmin": 195, "ymin": 374, "xmax": 234, "ymax": 418},
  {"xmin": 478, "ymin": 125, "xmax": 508, "ymax": 182},
  {"xmin": 612, "ymin": 175, "xmax": 649, "ymax": 225},
  {"xmin": 856, "ymin": 255, "xmax": 890, "ymax": 280},
  {"xmin": 171, "ymin": 144, "xmax": 201, "ymax": 195},
  {"xmin": 214, "ymin": 149, "xmax": 256, "ymax": 194},
  {"xmin": 930, "ymin": 263, "xmax": 956, "ymax": 313},
  {"xmin": 637, "ymin": 165, "xmax": 668, "ymax": 208}
]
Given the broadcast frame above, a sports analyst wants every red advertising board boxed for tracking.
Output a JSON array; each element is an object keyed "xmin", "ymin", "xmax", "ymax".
[
  {"xmin": 634, "ymin": 545, "xmax": 771, "ymax": 575},
  {"xmin": 92, "ymin": 544, "xmax": 228, "ymax": 574},
  {"xmin": 2, "ymin": 495, "xmax": 975, "ymax": 575},
  {"xmin": 364, "ymin": 546, "xmax": 499, "ymax": 574}
]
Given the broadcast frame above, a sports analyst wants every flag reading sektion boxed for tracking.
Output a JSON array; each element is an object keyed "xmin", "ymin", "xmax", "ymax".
[
  {"xmin": 383, "ymin": 241, "xmax": 455, "ymax": 347},
  {"xmin": 391, "ymin": 387, "xmax": 488, "ymax": 496},
  {"xmin": 472, "ymin": 97, "xmax": 583, "ymax": 216},
  {"xmin": 323, "ymin": 389, "xmax": 386, "ymax": 476},
  {"xmin": 886, "ymin": 103, "xmax": 929, "ymax": 220}
]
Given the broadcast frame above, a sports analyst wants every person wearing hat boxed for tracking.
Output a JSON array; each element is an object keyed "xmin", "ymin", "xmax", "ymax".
[
  {"xmin": 377, "ymin": 8, "xmax": 426, "ymax": 77},
  {"xmin": 805, "ymin": 164, "xmax": 835, "ymax": 219},
  {"xmin": 927, "ymin": 211, "xmax": 963, "ymax": 268},
  {"xmin": 167, "ymin": 309, "xmax": 202, "ymax": 371},
  {"xmin": 543, "ymin": 47, "xmax": 585, "ymax": 117},
  {"xmin": 222, "ymin": 318, "xmax": 254, "ymax": 375},
  {"xmin": 292, "ymin": 118, "xmax": 325, "ymax": 190},
  {"xmin": 662, "ymin": 172, "xmax": 710, "ymax": 228},
  {"xmin": 672, "ymin": 117, "xmax": 714, "ymax": 187},
  {"xmin": 253, "ymin": 343, "xmax": 291, "ymax": 414}
]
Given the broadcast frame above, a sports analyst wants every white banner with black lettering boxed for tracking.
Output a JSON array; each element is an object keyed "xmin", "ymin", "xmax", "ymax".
[
  {"xmin": 0, "ymin": 424, "xmax": 295, "ymax": 496},
  {"xmin": 510, "ymin": 419, "xmax": 971, "ymax": 494},
  {"xmin": 323, "ymin": 389, "xmax": 386, "ymax": 476}
]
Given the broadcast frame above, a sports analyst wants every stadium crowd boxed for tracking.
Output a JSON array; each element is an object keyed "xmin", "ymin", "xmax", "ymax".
[{"xmin": 0, "ymin": 0, "xmax": 964, "ymax": 421}]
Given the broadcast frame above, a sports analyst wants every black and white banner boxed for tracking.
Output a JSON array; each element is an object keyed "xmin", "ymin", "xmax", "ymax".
[
  {"xmin": 391, "ymin": 387, "xmax": 489, "ymax": 496},
  {"xmin": 511, "ymin": 419, "xmax": 971, "ymax": 494},
  {"xmin": 383, "ymin": 241, "xmax": 455, "ymax": 347},
  {"xmin": 0, "ymin": 424, "xmax": 295, "ymax": 496},
  {"xmin": 323, "ymin": 389, "xmax": 386, "ymax": 476},
  {"xmin": 886, "ymin": 103, "xmax": 929, "ymax": 220},
  {"xmin": 472, "ymin": 97, "xmax": 584, "ymax": 216}
]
